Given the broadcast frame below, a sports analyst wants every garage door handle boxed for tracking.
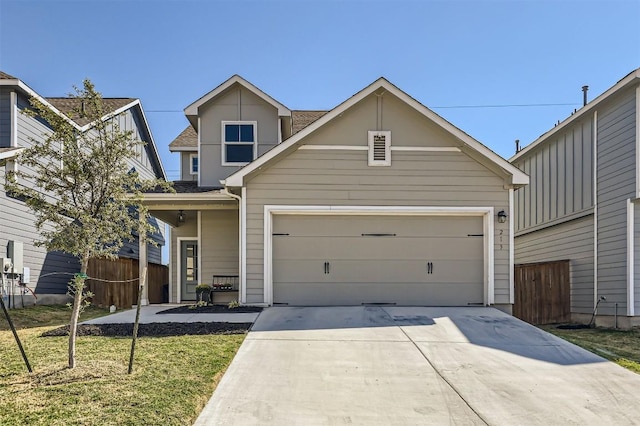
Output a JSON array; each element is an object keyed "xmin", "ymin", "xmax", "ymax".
[
  {"xmin": 427, "ymin": 262, "xmax": 433, "ymax": 274},
  {"xmin": 324, "ymin": 262, "xmax": 330, "ymax": 274}
]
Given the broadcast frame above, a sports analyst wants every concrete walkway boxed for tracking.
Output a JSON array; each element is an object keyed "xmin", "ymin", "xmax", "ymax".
[
  {"xmin": 195, "ymin": 306, "xmax": 640, "ymax": 425},
  {"xmin": 82, "ymin": 304, "xmax": 260, "ymax": 324}
]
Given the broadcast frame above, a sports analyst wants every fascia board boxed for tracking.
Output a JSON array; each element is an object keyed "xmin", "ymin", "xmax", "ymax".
[
  {"xmin": 511, "ymin": 68, "xmax": 640, "ymax": 162},
  {"xmin": 184, "ymin": 75, "xmax": 291, "ymax": 117},
  {"xmin": 169, "ymin": 146, "xmax": 198, "ymax": 152}
]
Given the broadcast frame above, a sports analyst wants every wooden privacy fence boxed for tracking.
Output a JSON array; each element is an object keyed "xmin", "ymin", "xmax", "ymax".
[
  {"xmin": 513, "ymin": 260, "xmax": 570, "ymax": 325},
  {"xmin": 86, "ymin": 258, "xmax": 168, "ymax": 308}
]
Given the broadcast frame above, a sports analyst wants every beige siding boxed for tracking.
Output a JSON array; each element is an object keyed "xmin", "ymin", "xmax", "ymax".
[
  {"xmin": 244, "ymin": 92, "xmax": 510, "ymax": 304},
  {"xmin": 200, "ymin": 210, "xmax": 239, "ymax": 283},
  {"xmin": 596, "ymin": 88, "xmax": 637, "ymax": 315},
  {"xmin": 515, "ymin": 215, "xmax": 595, "ymax": 313},
  {"xmin": 199, "ymin": 86, "xmax": 279, "ymax": 186},
  {"xmin": 180, "ymin": 152, "xmax": 197, "ymax": 181}
]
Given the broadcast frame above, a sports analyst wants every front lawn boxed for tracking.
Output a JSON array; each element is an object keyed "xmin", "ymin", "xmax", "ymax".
[
  {"xmin": 542, "ymin": 325, "xmax": 640, "ymax": 374},
  {"xmin": 0, "ymin": 305, "xmax": 245, "ymax": 425}
]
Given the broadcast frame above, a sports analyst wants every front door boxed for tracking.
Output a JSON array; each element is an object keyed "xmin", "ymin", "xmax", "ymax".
[{"xmin": 181, "ymin": 240, "xmax": 198, "ymax": 301}]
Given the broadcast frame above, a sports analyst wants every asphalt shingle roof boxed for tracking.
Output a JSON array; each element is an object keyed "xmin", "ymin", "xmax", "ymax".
[
  {"xmin": 0, "ymin": 71, "xmax": 17, "ymax": 80},
  {"xmin": 46, "ymin": 97, "xmax": 136, "ymax": 126},
  {"xmin": 168, "ymin": 126, "xmax": 197, "ymax": 150},
  {"xmin": 291, "ymin": 110, "xmax": 328, "ymax": 134},
  {"xmin": 146, "ymin": 180, "xmax": 222, "ymax": 194}
]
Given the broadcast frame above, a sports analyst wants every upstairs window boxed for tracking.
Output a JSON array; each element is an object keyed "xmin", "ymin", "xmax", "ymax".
[
  {"xmin": 222, "ymin": 121, "xmax": 257, "ymax": 165},
  {"xmin": 190, "ymin": 154, "xmax": 198, "ymax": 175}
]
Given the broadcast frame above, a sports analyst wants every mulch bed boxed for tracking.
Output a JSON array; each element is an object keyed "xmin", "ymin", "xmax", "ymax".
[
  {"xmin": 41, "ymin": 322, "xmax": 252, "ymax": 337},
  {"xmin": 156, "ymin": 304, "xmax": 263, "ymax": 314}
]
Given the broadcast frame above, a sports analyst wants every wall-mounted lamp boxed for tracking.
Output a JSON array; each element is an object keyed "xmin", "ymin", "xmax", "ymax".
[
  {"xmin": 177, "ymin": 210, "xmax": 186, "ymax": 226},
  {"xmin": 497, "ymin": 210, "xmax": 507, "ymax": 224}
]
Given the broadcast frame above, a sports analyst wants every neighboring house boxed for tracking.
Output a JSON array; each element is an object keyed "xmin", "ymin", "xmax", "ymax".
[
  {"xmin": 145, "ymin": 75, "xmax": 528, "ymax": 310},
  {"xmin": 0, "ymin": 71, "xmax": 167, "ymax": 304},
  {"xmin": 511, "ymin": 67, "xmax": 640, "ymax": 327}
]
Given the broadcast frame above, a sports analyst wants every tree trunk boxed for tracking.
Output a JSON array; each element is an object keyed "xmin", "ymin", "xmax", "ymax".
[{"xmin": 68, "ymin": 255, "xmax": 89, "ymax": 369}]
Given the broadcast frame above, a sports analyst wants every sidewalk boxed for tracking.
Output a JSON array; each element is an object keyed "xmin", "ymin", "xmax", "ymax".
[{"xmin": 82, "ymin": 304, "xmax": 260, "ymax": 325}]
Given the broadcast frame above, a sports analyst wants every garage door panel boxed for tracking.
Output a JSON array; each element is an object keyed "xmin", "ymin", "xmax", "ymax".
[
  {"xmin": 272, "ymin": 215, "xmax": 485, "ymax": 306},
  {"xmin": 274, "ymin": 282, "xmax": 484, "ymax": 306}
]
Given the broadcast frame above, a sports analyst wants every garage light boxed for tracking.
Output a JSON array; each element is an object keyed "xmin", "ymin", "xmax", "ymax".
[{"xmin": 497, "ymin": 210, "xmax": 507, "ymax": 223}]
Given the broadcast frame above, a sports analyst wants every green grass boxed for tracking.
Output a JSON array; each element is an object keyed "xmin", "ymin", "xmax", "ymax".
[
  {"xmin": 0, "ymin": 304, "xmax": 109, "ymax": 331},
  {"xmin": 0, "ymin": 305, "xmax": 245, "ymax": 425},
  {"xmin": 542, "ymin": 326, "xmax": 640, "ymax": 374}
]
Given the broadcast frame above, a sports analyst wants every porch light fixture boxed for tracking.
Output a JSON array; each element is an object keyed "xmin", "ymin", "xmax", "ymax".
[
  {"xmin": 177, "ymin": 210, "xmax": 186, "ymax": 226},
  {"xmin": 497, "ymin": 210, "xmax": 507, "ymax": 223}
]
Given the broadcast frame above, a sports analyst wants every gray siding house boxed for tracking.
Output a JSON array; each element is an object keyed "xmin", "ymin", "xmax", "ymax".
[
  {"xmin": 511, "ymin": 68, "xmax": 640, "ymax": 327},
  {"xmin": 0, "ymin": 71, "xmax": 167, "ymax": 304},
  {"xmin": 145, "ymin": 75, "xmax": 528, "ymax": 310}
]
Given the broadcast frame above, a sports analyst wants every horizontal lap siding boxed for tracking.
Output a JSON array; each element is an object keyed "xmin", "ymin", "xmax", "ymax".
[
  {"xmin": 246, "ymin": 149, "xmax": 510, "ymax": 304},
  {"xmin": 596, "ymin": 88, "xmax": 636, "ymax": 315},
  {"xmin": 201, "ymin": 210, "xmax": 239, "ymax": 286},
  {"xmin": 514, "ymin": 215, "xmax": 594, "ymax": 313}
]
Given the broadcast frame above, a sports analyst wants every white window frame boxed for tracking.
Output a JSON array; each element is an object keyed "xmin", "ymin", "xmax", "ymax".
[
  {"xmin": 221, "ymin": 121, "xmax": 258, "ymax": 166},
  {"xmin": 368, "ymin": 130, "xmax": 391, "ymax": 166},
  {"xmin": 189, "ymin": 153, "xmax": 198, "ymax": 175}
]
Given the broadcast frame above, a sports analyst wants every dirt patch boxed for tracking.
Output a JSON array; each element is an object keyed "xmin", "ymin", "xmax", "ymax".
[
  {"xmin": 41, "ymin": 322, "xmax": 252, "ymax": 337},
  {"xmin": 156, "ymin": 304, "xmax": 263, "ymax": 314}
]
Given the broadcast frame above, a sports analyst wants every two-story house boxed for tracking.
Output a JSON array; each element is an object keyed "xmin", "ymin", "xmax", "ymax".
[
  {"xmin": 511, "ymin": 67, "xmax": 640, "ymax": 328},
  {"xmin": 0, "ymin": 71, "xmax": 167, "ymax": 305},
  {"xmin": 145, "ymin": 75, "xmax": 528, "ymax": 309}
]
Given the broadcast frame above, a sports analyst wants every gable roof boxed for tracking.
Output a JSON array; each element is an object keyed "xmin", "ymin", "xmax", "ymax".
[
  {"xmin": 0, "ymin": 71, "xmax": 166, "ymax": 180},
  {"xmin": 184, "ymin": 75, "xmax": 291, "ymax": 127},
  {"xmin": 291, "ymin": 110, "xmax": 328, "ymax": 134},
  {"xmin": 224, "ymin": 77, "xmax": 529, "ymax": 188},
  {"xmin": 511, "ymin": 67, "xmax": 640, "ymax": 162}
]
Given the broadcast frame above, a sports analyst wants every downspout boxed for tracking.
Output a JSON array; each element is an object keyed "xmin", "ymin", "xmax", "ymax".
[
  {"xmin": 593, "ymin": 110, "xmax": 599, "ymax": 311},
  {"xmin": 222, "ymin": 186, "xmax": 245, "ymax": 304}
]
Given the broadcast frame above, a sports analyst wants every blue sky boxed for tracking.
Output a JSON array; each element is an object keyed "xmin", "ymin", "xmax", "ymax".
[{"xmin": 1, "ymin": 0, "xmax": 639, "ymax": 177}]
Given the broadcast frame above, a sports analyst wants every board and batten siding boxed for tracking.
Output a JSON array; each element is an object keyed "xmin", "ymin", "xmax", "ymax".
[
  {"xmin": 596, "ymin": 88, "xmax": 637, "ymax": 315},
  {"xmin": 513, "ymin": 115, "xmax": 594, "ymax": 233},
  {"xmin": 199, "ymin": 86, "xmax": 279, "ymax": 187},
  {"xmin": 180, "ymin": 152, "xmax": 198, "ymax": 181},
  {"xmin": 514, "ymin": 215, "xmax": 594, "ymax": 313}
]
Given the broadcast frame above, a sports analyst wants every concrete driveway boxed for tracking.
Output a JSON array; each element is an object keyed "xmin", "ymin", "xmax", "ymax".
[{"xmin": 194, "ymin": 306, "xmax": 640, "ymax": 425}]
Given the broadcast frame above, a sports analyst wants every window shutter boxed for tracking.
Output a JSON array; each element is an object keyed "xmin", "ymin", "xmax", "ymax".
[{"xmin": 368, "ymin": 131, "xmax": 391, "ymax": 166}]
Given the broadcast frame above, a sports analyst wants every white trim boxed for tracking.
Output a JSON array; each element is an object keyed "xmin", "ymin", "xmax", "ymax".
[
  {"xmin": 0, "ymin": 148, "xmax": 23, "ymax": 161},
  {"xmin": 168, "ymin": 226, "xmax": 173, "ymax": 302},
  {"xmin": 10, "ymin": 91, "xmax": 17, "ymax": 147},
  {"xmin": 241, "ymin": 187, "xmax": 247, "ymax": 304},
  {"xmin": 391, "ymin": 146, "xmax": 461, "ymax": 152},
  {"xmin": 262, "ymin": 205, "xmax": 495, "ymax": 306},
  {"xmin": 176, "ymin": 236, "xmax": 197, "ymax": 303},
  {"xmin": 628, "ymin": 199, "xmax": 635, "ymax": 316},
  {"xmin": 169, "ymin": 146, "xmax": 198, "ymax": 152},
  {"xmin": 184, "ymin": 74, "xmax": 291, "ymax": 117},
  {"xmin": 368, "ymin": 130, "xmax": 392, "ymax": 166},
  {"xmin": 221, "ymin": 121, "xmax": 258, "ymax": 166},
  {"xmin": 198, "ymin": 211, "xmax": 202, "ymax": 288},
  {"xmin": 189, "ymin": 153, "xmax": 199, "ymax": 175},
  {"xmin": 593, "ymin": 111, "xmax": 599, "ymax": 308},
  {"xmin": 509, "ymin": 188, "xmax": 515, "ymax": 305},
  {"xmin": 131, "ymin": 100, "xmax": 167, "ymax": 180},
  {"xmin": 298, "ymin": 145, "xmax": 368, "ymax": 151},
  {"xmin": 296, "ymin": 145, "xmax": 462, "ymax": 152},
  {"xmin": 636, "ymin": 85, "xmax": 640, "ymax": 198},
  {"xmin": 511, "ymin": 69, "xmax": 640, "ymax": 161},
  {"xmin": 225, "ymin": 78, "xmax": 529, "ymax": 187},
  {"xmin": 197, "ymin": 117, "xmax": 202, "ymax": 184},
  {"xmin": 277, "ymin": 118, "xmax": 282, "ymax": 144}
]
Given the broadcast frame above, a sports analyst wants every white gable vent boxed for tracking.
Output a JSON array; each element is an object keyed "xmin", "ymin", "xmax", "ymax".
[{"xmin": 368, "ymin": 130, "xmax": 391, "ymax": 166}]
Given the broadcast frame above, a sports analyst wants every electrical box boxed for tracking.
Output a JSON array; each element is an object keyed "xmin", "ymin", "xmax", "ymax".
[
  {"xmin": 7, "ymin": 241, "xmax": 23, "ymax": 272},
  {"xmin": 22, "ymin": 267, "xmax": 30, "ymax": 284},
  {"xmin": 0, "ymin": 257, "xmax": 12, "ymax": 273}
]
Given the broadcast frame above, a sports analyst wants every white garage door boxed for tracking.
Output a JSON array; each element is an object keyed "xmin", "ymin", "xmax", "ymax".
[{"xmin": 272, "ymin": 215, "xmax": 484, "ymax": 306}]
